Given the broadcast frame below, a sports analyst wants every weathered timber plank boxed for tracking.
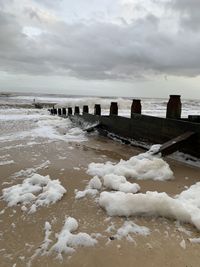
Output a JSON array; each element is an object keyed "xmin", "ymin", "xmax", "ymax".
[
  {"xmin": 83, "ymin": 123, "xmax": 101, "ymax": 132},
  {"xmin": 153, "ymin": 131, "xmax": 196, "ymax": 156}
]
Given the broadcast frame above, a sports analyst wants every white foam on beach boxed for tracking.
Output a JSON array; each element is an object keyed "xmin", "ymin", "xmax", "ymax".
[
  {"xmin": 49, "ymin": 217, "xmax": 97, "ymax": 260},
  {"xmin": 0, "ymin": 117, "xmax": 86, "ymax": 143},
  {"xmin": 0, "ymin": 109, "xmax": 87, "ymax": 146},
  {"xmin": 114, "ymin": 221, "xmax": 150, "ymax": 241},
  {"xmin": 28, "ymin": 222, "xmax": 52, "ymax": 267},
  {"xmin": 39, "ymin": 222, "xmax": 52, "ymax": 252},
  {"xmin": 75, "ymin": 173, "xmax": 140, "ymax": 199},
  {"xmin": 28, "ymin": 217, "xmax": 98, "ymax": 265},
  {"xmin": 0, "ymin": 113, "xmax": 46, "ymax": 121},
  {"xmin": 179, "ymin": 239, "xmax": 186, "ymax": 249},
  {"xmin": 99, "ymin": 181, "xmax": 200, "ymax": 230},
  {"xmin": 28, "ymin": 221, "xmax": 52, "ymax": 266},
  {"xmin": 103, "ymin": 174, "xmax": 140, "ymax": 194},
  {"xmin": 75, "ymin": 176, "xmax": 101, "ymax": 199},
  {"xmin": 177, "ymin": 182, "xmax": 200, "ymax": 207},
  {"xmin": 12, "ymin": 161, "xmax": 50, "ymax": 179},
  {"xmin": 0, "ymin": 154, "xmax": 10, "ymax": 159},
  {"xmin": 2, "ymin": 173, "xmax": 66, "ymax": 212},
  {"xmin": 32, "ymin": 117, "xmax": 87, "ymax": 142},
  {"xmin": 87, "ymin": 145, "xmax": 173, "ymax": 181},
  {"xmin": 0, "ymin": 160, "xmax": 14, "ymax": 166},
  {"xmin": 75, "ymin": 188, "xmax": 99, "ymax": 199}
]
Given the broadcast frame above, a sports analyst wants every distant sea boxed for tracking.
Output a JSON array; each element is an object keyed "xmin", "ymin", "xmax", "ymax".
[{"xmin": 0, "ymin": 92, "xmax": 200, "ymax": 118}]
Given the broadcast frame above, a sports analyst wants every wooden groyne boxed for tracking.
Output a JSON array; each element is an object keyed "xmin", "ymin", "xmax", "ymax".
[{"xmin": 49, "ymin": 95, "xmax": 200, "ymax": 158}]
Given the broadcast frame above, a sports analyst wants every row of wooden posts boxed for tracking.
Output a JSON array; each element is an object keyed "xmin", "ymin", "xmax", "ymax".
[{"xmin": 50, "ymin": 95, "xmax": 182, "ymax": 119}]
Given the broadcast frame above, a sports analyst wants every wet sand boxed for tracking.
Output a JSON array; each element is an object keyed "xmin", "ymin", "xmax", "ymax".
[{"xmin": 1, "ymin": 134, "xmax": 200, "ymax": 267}]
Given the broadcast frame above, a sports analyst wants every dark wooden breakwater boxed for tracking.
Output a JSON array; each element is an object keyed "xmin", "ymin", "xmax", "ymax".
[{"xmin": 49, "ymin": 95, "xmax": 200, "ymax": 159}]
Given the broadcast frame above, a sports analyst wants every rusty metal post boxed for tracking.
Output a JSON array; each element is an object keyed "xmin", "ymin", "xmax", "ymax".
[
  {"xmin": 68, "ymin": 107, "xmax": 72, "ymax": 116},
  {"xmin": 110, "ymin": 102, "xmax": 118, "ymax": 116},
  {"xmin": 83, "ymin": 105, "xmax": 89, "ymax": 114},
  {"xmin": 166, "ymin": 95, "xmax": 182, "ymax": 119},
  {"xmin": 62, "ymin": 108, "xmax": 66, "ymax": 116},
  {"xmin": 74, "ymin": 106, "xmax": 80, "ymax": 115},
  {"xmin": 131, "ymin": 99, "xmax": 141, "ymax": 117},
  {"xmin": 58, "ymin": 108, "xmax": 62, "ymax": 116},
  {"xmin": 94, "ymin": 104, "xmax": 101, "ymax": 115}
]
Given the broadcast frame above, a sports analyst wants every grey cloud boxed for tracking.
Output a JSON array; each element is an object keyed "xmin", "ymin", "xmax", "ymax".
[
  {"xmin": 24, "ymin": 7, "xmax": 41, "ymax": 21},
  {"xmin": 167, "ymin": 0, "xmax": 200, "ymax": 30},
  {"xmin": 0, "ymin": 6, "xmax": 200, "ymax": 80},
  {"xmin": 170, "ymin": 0, "xmax": 200, "ymax": 12}
]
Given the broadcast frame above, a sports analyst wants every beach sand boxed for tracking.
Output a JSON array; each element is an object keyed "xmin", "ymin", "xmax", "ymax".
[{"xmin": 1, "ymin": 132, "xmax": 200, "ymax": 267}]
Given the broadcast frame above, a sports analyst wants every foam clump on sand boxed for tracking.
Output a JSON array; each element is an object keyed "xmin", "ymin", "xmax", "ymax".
[
  {"xmin": 12, "ymin": 161, "xmax": 50, "ymax": 179},
  {"xmin": 87, "ymin": 145, "xmax": 173, "ymax": 181},
  {"xmin": 2, "ymin": 173, "xmax": 66, "ymax": 212},
  {"xmin": 80, "ymin": 145, "xmax": 171, "ymax": 198},
  {"xmin": 75, "ymin": 174, "xmax": 140, "ymax": 199},
  {"xmin": 0, "ymin": 160, "xmax": 14, "ymax": 166},
  {"xmin": 179, "ymin": 239, "xmax": 186, "ymax": 249},
  {"xmin": 88, "ymin": 176, "xmax": 102, "ymax": 190},
  {"xmin": 103, "ymin": 174, "xmax": 140, "ymax": 193},
  {"xmin": 99, "ymin": 182, "xmax": 200, "ymax": 230},
  {"xmin": 75, "ymin": 176, "xmax": 101, "ymax": 199},
  {"xmin": 75, "ymin": 188, "xmax": 99, "ymax": 199},
  {"xmin": 115, "ymin": 221, "xmax": 150, "ymax": 241},
  {"xmin": 28, "ymin": 221, "xmax": 52, "ymax": 266},
  {"xmin": 50, "ymin": 217, "xmax": 97, "ymax": 260},
  {"xmin": 176, "ymin": 182, "xmax": 200, "ymax": 207}
]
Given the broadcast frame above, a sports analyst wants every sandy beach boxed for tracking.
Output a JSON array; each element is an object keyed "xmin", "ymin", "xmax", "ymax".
[{"xmin": 0, "ymin": 108, "xmax": 200, "ymax": 267}]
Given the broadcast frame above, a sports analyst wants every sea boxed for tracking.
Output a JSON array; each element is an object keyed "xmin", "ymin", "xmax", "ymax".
[{"xmin": 1, "ymin": 92, "xmax": 200, "ymax": 117}]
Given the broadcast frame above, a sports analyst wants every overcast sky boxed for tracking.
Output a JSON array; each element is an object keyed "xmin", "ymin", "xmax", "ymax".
[{"xmin": 0, "ymin": 0, "xmax": 200, "ymax": 98}]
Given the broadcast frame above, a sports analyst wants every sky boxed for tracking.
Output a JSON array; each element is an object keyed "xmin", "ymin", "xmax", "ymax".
[{"xmin": 0, "ymin": 0, "xmax": 200, "ymax": 98}]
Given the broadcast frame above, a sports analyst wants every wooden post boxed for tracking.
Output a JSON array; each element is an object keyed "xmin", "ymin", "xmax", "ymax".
[
  {"xmin": 131, "ymin": 99, "xmax": 141, "ymax": 117},
  {"xmin": 54, "ymin": 108, "xmax": 57, "ymax": 115},
  {"xmin": 58, "ymin": 108, "xmax": 62, "ymax": 116},
  {"xmin": 83, "ymin": 105, "xmax": 89, "ymax": 114},
  {"xmin": 62, "ymin": 108, "xmax": 66, "ymax": 116},
  {"xmin": 74, "ymin": 106, "xmax": 80, "ymax": 115},
  {"xmin": 110, "ymin": 102, "xmax": 118, "ymax": 116},
  {"xmin": 166, "ymin": 95, "xmax": 181, "ymax": 119},
  {"xmin": 50, "ymin": 109, "xmax": 54, "ymax": 115},
  {"xmin": 94, "ymin": 104, "xmax": 101, "ymax": 115},
  {"xmin": 68, "ymin": 107, "xmax": 72, "ymax": 116}
]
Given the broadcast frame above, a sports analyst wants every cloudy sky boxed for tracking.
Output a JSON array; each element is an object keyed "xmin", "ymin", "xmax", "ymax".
[{"xmin": 0, "ymin": 0, "xmax": 200, "ymax": 98}]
